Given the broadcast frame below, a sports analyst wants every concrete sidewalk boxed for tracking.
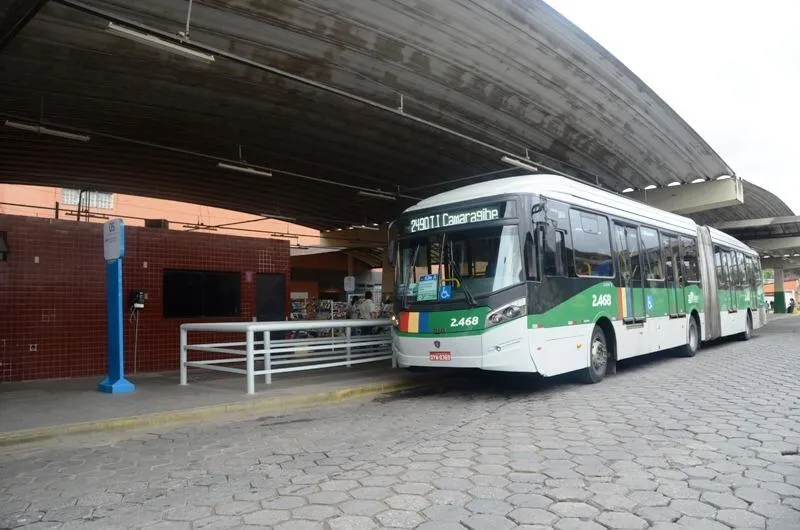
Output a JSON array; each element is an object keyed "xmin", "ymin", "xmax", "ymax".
[{"xmin": 0, "ymin": 363, "xmax": 446, "ymax": 445}]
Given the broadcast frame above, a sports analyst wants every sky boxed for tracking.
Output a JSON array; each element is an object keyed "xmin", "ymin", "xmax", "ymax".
[{"xmin": 544, "ymin": 0, "xmax": 800, "ymax": 214}]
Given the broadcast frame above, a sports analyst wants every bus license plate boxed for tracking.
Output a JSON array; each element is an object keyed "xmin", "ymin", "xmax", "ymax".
[{"xmin": 429, "ymin": 351, "xmax": 451, "ymax": 361}]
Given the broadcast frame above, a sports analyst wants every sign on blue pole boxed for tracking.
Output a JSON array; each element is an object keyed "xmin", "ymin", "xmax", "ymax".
[{"xmin": 98, "ymin": 219, "xmax": 135, "ymax": 394}]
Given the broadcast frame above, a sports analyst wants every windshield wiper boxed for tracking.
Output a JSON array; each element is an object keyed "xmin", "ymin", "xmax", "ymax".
[
  {"xmin": 403, "ymin": 242, "xmax": 422, "ymax": 309},
  {"xmin": 447, "ymin": 240, "xmax": 477, "ymax": 307}
]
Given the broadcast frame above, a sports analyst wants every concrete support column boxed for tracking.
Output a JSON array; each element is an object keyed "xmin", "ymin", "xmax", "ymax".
[
  {"xmin": 381, "ymin": 247, "xmax": 395, "ymax": 301},
  {"xmin": 774, "ymin": 268, "xmax": 786, "ymax": 313}
]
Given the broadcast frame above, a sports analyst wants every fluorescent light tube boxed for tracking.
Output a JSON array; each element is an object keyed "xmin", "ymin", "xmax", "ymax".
[
  {"xmin": 217, "ymin": 162, "xmax": 271, "ymax": 177},
  {"xmin": 350, "ymin": 224, "xmax": 380, "ymax": 231},
  {"xmin": 4, "ymin": 120, "xmax": 90, "ymax": 142},
  {"xmin": 259, "ymin": 213, "xmax": 296, "ymax": 221},
  {"xmin": 106, "ymin": 22, "xmax": 215, "ymax": 64},
  {"xmin": 358, "ymin": 190, "xmax": 396, "ymax": 200},
  {"xmin": 501, "ymin": 156, "xmax": 539, "ymax": 173}
]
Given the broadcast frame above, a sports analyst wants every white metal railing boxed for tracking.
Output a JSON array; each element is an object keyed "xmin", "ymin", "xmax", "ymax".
[{"xmin": 180, "ymin": 319, "xmax": 393, "ymax": 394}]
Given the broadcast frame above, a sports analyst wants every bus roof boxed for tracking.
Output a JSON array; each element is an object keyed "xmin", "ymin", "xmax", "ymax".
[
  {"xmin": 707, "ymin": 225, "xmax": 759, "ymax": 255},
  {"xmin": 405, "ymin": 174, "xmax": 698, "ymax": 235}
]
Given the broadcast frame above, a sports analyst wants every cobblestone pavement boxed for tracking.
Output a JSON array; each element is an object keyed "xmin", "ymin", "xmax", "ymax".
[{"xmin": 2, "ymin": 317, "xmax": 800, "ymax": 530}]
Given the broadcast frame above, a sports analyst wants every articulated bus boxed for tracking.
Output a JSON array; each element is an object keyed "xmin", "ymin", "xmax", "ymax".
[{"xmin": 389, "ymin": 174, "xmax": 766, "ymax": 383}]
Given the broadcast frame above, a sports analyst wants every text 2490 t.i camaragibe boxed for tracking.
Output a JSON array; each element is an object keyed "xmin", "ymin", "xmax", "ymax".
[{"xmin": 387, "ymin": 174, "xmax": 765, "ymax": 384}]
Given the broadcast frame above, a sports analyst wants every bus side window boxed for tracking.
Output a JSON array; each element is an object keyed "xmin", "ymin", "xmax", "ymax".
[
  {"xmin": 544, "ymin": 228, "xmax": 567, "ymax": 277},
  {"xmin": 524, "ymin": 231, "xmax": 540, "ymax": 281},
  {"xmin": 680, "ymin": 236, "xmax": 700, "ymax": 283}
]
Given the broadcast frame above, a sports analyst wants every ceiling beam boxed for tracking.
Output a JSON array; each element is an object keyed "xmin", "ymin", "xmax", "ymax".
[
  {"xmin": 746, "ymin": 237, "xmax": 800, "ymax": 253},
  {"xmin": 0, "ymin": 0, "xmax": 48, "ymax": 51},
  {"xmin": 761, "ymin": 257, "xmax": 800, "ymax": 271},
  {"xmin": 714, "ymin": 215, "xmax": 800, "ymax": 231},
  {"xmin": 625, "ymin": 178, "xmax": 743, "ymax": 215}
]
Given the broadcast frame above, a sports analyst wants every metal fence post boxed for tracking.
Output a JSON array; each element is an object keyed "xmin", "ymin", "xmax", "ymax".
[
  {"xmin": 180, "ymin": 327, "xmax": 188, "ymax": 385},
  {"xmin": 346, "ymin": 324, "xmax": 352, "ymax": 368},
  {"xmin": 264, "ymin": 330, "xmax": 272, "ymax": 385},
  {"xmin": 245, "ymin": 329, "xmax": 255, "ymax": 395}
]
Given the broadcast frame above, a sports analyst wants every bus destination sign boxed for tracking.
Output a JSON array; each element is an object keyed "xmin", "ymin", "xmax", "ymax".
[{"xmin": 405, "ymin": 204, "xmax": 503, "ymax": 234}]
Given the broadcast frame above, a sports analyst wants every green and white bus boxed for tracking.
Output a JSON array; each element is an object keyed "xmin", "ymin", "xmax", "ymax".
[{"xmin": 389, "ymin": 174, "xmax": 766, "ymax": 383}]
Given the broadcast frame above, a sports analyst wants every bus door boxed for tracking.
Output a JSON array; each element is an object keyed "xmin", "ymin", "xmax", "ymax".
[
  {"xmin": 662, "ymin": 233, "xmax": 685, "ymax": 317},
  {"xmin": 723, "ymin": 251, "xmax": 738, "ymax": 315},
  {"xmin": 614, "ymin": 223, "xmax": 646, "ymax": 323}
]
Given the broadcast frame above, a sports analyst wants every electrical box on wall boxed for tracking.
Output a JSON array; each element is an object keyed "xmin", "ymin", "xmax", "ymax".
[{"xmin": 130, "ymin": 290, "xmax": 145, "ymax": 310}]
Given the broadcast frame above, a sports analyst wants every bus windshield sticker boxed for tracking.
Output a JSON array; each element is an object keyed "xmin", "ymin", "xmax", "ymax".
[{"xmin": 417, "ymin": 274, "xmax": 439, "ymax": 301}]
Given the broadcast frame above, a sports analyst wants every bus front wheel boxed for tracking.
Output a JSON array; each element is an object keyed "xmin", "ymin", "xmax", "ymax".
[{"xmin": 581, "ymin": 326, "xmax": 608, "ymax": 384}]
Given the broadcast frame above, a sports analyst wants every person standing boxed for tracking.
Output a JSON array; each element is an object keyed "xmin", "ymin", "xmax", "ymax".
[{"xmin": 359, "ymin": 291, "xmax": 378, "ymax": 334}]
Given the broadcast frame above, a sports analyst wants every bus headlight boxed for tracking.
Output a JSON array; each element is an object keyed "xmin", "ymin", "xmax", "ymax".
[
  {"xmin": 391, "ymin": 314, "xmax": 400, "ymax": 328},
  {"xmin": 485, "ymin": 298, "xmax": 527, "ymax": 329}
]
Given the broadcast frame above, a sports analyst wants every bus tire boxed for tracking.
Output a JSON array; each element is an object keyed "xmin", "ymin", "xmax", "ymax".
[
  {"xmin": 739, "ymin": 311, "xmax": 753, "ymax": 341},
  {"xmin": 581, "ymin": 326, "xmax": 608, "ymax": 384},
  {"xmin": 679, "ymin": 315, "xmax": 700, "ymax": 357}
]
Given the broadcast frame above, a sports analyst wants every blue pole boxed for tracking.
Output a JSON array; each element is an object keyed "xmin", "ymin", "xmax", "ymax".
[{"xmin": 98, "ymin": 241, "xmax": 135, "ymax": 393}]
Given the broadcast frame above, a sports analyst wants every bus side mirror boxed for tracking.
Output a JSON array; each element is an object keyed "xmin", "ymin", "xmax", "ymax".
[{"xmin": 387, "ymin": 240, "xmax": 396, "ymax": 266}]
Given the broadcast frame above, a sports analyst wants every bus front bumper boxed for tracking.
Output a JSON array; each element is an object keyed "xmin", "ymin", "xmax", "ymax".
[{"xmin": 392, "ymin": 318, "xmax": 536, "ymax": 372}]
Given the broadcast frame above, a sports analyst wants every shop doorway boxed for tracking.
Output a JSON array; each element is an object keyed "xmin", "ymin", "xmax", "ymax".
[{"xmin": 256, "ymin": 274, "xmax": 286, "ymax": 341}]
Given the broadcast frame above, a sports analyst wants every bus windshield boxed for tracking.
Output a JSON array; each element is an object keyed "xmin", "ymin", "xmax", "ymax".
[{"xmin": 397, "ymin": 225, "xmax": 522, "ymax": 305}]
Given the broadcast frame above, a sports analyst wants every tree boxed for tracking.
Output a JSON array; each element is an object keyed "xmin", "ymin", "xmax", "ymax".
[{"xmin": 763, "ymin": 268, "xmax": 774, "ymax": 281}]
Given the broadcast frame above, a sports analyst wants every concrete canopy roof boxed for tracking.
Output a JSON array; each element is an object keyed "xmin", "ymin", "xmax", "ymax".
[{"xmin": 0, "ymin": 0, "xmax": 784, "ymax": 232}]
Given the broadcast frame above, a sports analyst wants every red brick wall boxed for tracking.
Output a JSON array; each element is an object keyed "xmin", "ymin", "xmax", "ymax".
[{"xmin": 0, "ymin": 214, "xmax": 290, "ymax": 382}]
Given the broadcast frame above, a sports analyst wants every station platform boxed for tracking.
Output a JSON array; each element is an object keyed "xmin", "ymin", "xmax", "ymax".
[{"xmin": 0, "ymin": 364, "xmax": 447, "ymax": 446}]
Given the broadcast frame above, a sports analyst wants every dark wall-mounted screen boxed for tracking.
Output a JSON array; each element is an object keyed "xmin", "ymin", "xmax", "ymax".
[{"xmin": 163, "ymin": 270, "xmax": 241, "ymax": 318}]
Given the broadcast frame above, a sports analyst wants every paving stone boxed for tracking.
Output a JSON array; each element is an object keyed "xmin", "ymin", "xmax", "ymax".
[
  {"xmin": 507, "ymin": 493, "xmax": 552, "ymax": 508},
  {"xmin": 555, "ymin": 519, "xmax": 607, "ymax": 530},
  {"xmin": 548, "ymin": 487, "xmax": 593, "ymax": 501},
  {"xmin": 674, "ymin": 517, "xmax": 730, "ymax": 530},
  {"xmin": 192, "ymin": 515, "xmax": 243, "ymax": 529},
  {"xmin": 735, "ymin": 487, "xmax": 782, "ymax": 504},
  {"xmin": 596, "ymin": 512, "xmax": 649, "ymax": 529},
  {"xmin": 0, "ymin": 512, "xmax": 45, "ymax": 528},
  {"xmin": 593, "ymin": 494, "xmax": 637, "ymax": 511},
  {"xmin": 668, "ymin": 499, "xmax": 717, "ymax": 518},
  {"xmin": 549, "ymin": 502, "xmax": 600, "ymax": 518},
  {"xmin": 40, "ymin": 506, "xmax": 93, "ymax": 522},
  {"xmin": 213, "ymin": 501, "xmax": 259, "ymax": 516},
  {"xmin": 423, "ymin": 505, "xmax": 472, "ymax": 522},
  {"xmin": 339, "ymin": 500, "xmax": 387, "ymax": 516},
  {"xmin": 327, "ymin": 515, "xmax": 377, "ymax": 530},
  {"xmin": 465, "ymin": 499, "xmax": 512, "ymax": 515},
  {"xmin": 715, "ymin": 509, "xmax": 767, "ymax": 528},
  {"xmin": 461, "ymin": 514, "xmax": 517, "ymax": 530},
  {"xmin": 243, "ymin": 508, "xmax": 292, "ymax": 526},
  {"xmin": 508, "ymin": 508, "xmax": 558, "ymax": 525},
  {"xmin": 385, "ymin": 494, "xmax": 429, "ymax": 511},
  {"xmin": 700, "ymin": 491, "xmax": 749, "ymax": 509},
  {"xmin": 290, "ymin": 504, "xmax": 339, "ymax": 521},
  {"xmin": 273, "ymin": 521, "xmax": 325, "ymax": 530},
  {"xmin": 375, "ymin": 509, "xmax": 425, "ymax": 528},
  {"xmin": 749, "ymin": 502, "xmax": 799, "ymax": 520}
]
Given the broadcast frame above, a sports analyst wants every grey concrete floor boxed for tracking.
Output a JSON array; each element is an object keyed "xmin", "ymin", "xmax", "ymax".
[{"xmin": 1, "ymin": 316, "xmax": 799, "ymax": 529}]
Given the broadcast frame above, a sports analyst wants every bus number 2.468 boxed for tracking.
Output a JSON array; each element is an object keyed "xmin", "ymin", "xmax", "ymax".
[
  {"xmin": 450, "ymin": 316, "xmax": 479, "ymax": 327},
  {"xmin": 591, "ymin": 294, "xmax": 613, "ymax": 308}
]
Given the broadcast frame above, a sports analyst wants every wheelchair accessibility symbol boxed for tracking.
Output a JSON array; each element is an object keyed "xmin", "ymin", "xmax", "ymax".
[
  {"xmin": 439, "ymin": 285, "xmax": 452, "ymax": 300},
  {"xmin": 646, "ymin": 294, "xmax": 654, "ymax": 312}
]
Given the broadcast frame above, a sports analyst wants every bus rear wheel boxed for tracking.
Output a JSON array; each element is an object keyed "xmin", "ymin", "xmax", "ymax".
[
  {"xmin": 678, "ymin": 316, "xmax": 700, "ymax": 357},
  {"xmin": 739, "ymin": 312, "xmax": 753, "ymax": 341},
  {"xmin": 581, "ymin": 326, "xmax": 608, "ymax": 384}
]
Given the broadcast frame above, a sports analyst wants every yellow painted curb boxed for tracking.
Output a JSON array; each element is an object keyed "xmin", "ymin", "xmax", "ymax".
[{"xmin": 0, "ymin": 378, "xmax": 423, "ymax": 447}]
